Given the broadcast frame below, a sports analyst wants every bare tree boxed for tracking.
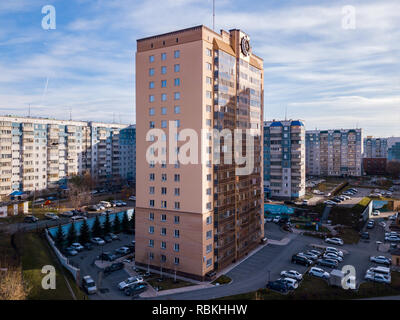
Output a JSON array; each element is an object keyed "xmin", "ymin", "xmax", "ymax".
[
  {"xmin": 387, "ymin": 161, "xmax": 400, "ymax": 178},
  {"xmin": 0, "ymin": 266, "xmax": 30, "ymax": 300},
  {"xmin": 68, "ymin": 172, "xmax": 94, "ymax": 209}
]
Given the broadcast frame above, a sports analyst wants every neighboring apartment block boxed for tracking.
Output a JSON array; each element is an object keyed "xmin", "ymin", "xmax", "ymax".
[
  {"xmin": 387, "ymin": 137, "xmax": 400, "ymax": 162},
  {"xmin": 135, "ymin": 25, "xmax": 264, "ymax": 280},
  {"xmin": 0, "ymin": 116, "xmax": 135, "ymax": 201},
  {"xmin": 305, "ymin": 129, "xmax": 363, "ymax": 177},
  {"xmin": 363, "ymin": 137, "xmax": 388, "ymax": 175},
  {"xmin": 263, "ymin": 120, "xmax": 306, "ymax": 200}
]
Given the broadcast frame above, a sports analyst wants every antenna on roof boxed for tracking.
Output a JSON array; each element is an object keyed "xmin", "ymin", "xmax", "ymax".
[
  {"xmin": 69, "ymin": 107, "xmax": 72, "ymax": 121},
  {"xmin": 213, "ymin": 0, "xmax": 215, "ymax": 31},
  {"xmin": 285, "ymin": 105, "xmax": 287, "ymax": 121}
]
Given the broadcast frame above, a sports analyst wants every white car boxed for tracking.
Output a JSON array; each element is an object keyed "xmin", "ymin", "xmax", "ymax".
[
  {"xmin": 115, "ymin": 246, "xmax": 130, "ymax": 255},
  {"xmin": 60, "ymin": 211, "xmax": 74, "ymax": 217},
  {"xmin": 99, "ymin": 201, "xmax": 111, "ymax": 208},
  {"xmin": 118, "ymin": 276, "xmax": 144, "ymax": 290},
  {"xmin": 91, "ymin": 237, "xmax": 105, "ymax": 245},
  {"xmin": 70, "ymin": 215, "xmax": 87, "ymax": 222},
  {"xmin": 265, "ymin": 217, "xmax": 273, "ymax": 222},
  {"xmin": 370, "ymin": 256, "xmax": 391, "ymax": 266},
  {"xmin": 45, "ymin": 212, "xmax": 59, "ymax": 220},
  {"xmin": 364, "ymin": 273, "xmax": 390, "ymax": 284},
  {"xmin": 71, "ymin": 243, "xmax": 84, "ymax": 251},
  {"xmin": 83, "ymin": 275, "xmax": 97, "ymax": 294},
  {"xmin": 278, "ymin": 277, "xmax": 298, "ymax": 290},
  {"xmin": 309, "ymin": 267, "xmax": 330, "ymax": 279},
  {"xmin": 280, "ymin": 270, "xmax": 303, "ymax": 281},
  {"xmin": 372, "ymin": 210, "xmax": 380, "ymax": 216},
  {"xmin": 325, "ymin": 238, "xmax": 344, "ymax": 246},
  {"xmin": 308, "ymin": 249, "xmax": 322, "ymax": 257},
  {"xmin": 298, "ymin": 252, "xmax": 318, "ymax": 261},
  {"xmin": 323, "ymin": 252, "xmax": 343, "ymax": 262},
  {"xmin": 385, "ymin": 235, "xmax": 400, "ymax": 242},
  {"xmin": 366, "ymin": 266, "xmax": 391, "ymax": 279},
  {"xmin": 273, "ymin": 216, "xmax": 281, "ymax": 223},
  {"xmin": 325, "ymin": 247, "xmax": 344, "ymax": 257},
  {"xmin": 129, "ymin": 196, "xmax": 136, "ymax": 201},
  {"xmin": 341, "ymin": 195, "xmax": 351, "ymax": 200},
  {"xmin": 385, "ymin": 232, "xmax": 399, "ymax": 238}
]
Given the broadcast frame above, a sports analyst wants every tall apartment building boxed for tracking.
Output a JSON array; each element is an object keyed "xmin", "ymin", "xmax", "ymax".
[
  {"xmin": 305, "ymin": 129, "xmax": 363, "ymax": 177},
  {"xmin": 0, "ymin": 116, "xmax": 135, "ymax": 201},
  {"xmin": 135, "ymin": 25, "xmax": 264, "ymax": 280},
  {"xmin": 387, "ymin": 137, "xmax": 400, "ymax": 162},
  {"xmin": 263, "ymin": 120, "xmax": 306, "ymax": 200},
  {"xmin": 363, "ymin": 137, "xmax": 388, "ymax": 175}
]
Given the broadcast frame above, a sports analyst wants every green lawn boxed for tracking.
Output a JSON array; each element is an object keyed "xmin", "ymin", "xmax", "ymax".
[
  {"xmin": 16, "ymin": 232, "xmax": 86, "ymax": 300},
  {"xmin": 212, "ymin": 275, "xmax": 232, "ymax": 285},
  {"xmin": 147, "ymin": 276, "xmax": 194, "ymax": 291},
  {"xmin": 219, "ymin": 273, "xmax": 400, "ymax": 300}
]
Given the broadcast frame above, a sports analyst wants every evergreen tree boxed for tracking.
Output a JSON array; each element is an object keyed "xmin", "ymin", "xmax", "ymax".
[
  {"xmin": 54, "ymin": 224, "xmax": 65, "ymax": 250},
  {"xmin": 121, "ymin": 212, "xmax": 130, "ymax": 233},
  {"xmin": 67, "ymin": 222, "xmax": 77, "ymax": 246},
  {"xmin": 79, "ymin": 219, "xmax": 91, "ymax": 244},
  {"xmin": 129, "ymin": 213, "xmax": 135, "ymax": 233},
  {"xmin": 92, "ymin": 215, "xmax": 103, "ymax": 237},
  {"xmin": 103, "ymin": 213, "xmax": 111, "ymax": 236},
  {"xmin": 113, "ymin": 214, "xmax": 121, "ymax": 234}
]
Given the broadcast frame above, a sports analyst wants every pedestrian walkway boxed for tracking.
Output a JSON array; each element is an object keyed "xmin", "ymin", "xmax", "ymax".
[{"xmin": 140, "ymin": 282, "xmax": 214, "ymax": 298}]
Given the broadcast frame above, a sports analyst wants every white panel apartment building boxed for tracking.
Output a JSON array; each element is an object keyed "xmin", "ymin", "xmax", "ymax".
[
  {"xmin": 0, "ymin": 116, "xmax": 135, "ymax": 201},
  {"xmin": 306, "ymin": 129, "xmax": 363, "ymax": 177}
]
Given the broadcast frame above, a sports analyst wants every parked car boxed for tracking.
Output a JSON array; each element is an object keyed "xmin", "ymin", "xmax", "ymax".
[
  {"xmin": 265, "ymin": 217, "xmax": 273, "ymax": 222},
  {"xmin": 104, "ymin": 262, "xmax": 124, "ymax": 274},
  {"xmin": 273, "ymin": 216, "xmax": 281, "ymax": 223},
  {"xmin": 84, "ymin": 243, "xmax": 93, "ymax": 250},
  {"xmin": 129, "ymin": 196, "xmax": 136, "ymax": 201},
  {"xmin": 124, "ymin": 283, "xmax": 147, "ymax": 296},
  {"xmin": 82, "ymin": 275, "xmax": 97, "ymax": 294},
  {"xmin": 370, "ymin": 256, "xmax": 391, "ymax": 266},
  {"xmin": 389, "ymin": 215, "xmax": 398, "ymax": 221},
  {"xmin": 323, "ymin": 252, "xmax": 343, "ymax": 262},
  {"xmin": 88, "ymin": 205, "xmax": 101, "ymax": 211},
  {"xmin": 367, "ymin": 221, "xmax": 375, "ymax": 229},
  {"xmin": 91, "ymin": 237, "xmax": 105, "ymax": 245},
  {"xmin": 308, "ymin": 249, "xmax": 323, "ymax": 257},
  {"xmin": 385, "ymin": 235, "xmax": 400, "ymax": 242},
  {"xmin": 99, "ymin": 252, "xmax": 118, "ymax": 262},
  {"xmin": 60, "ymin": 211, "xmax": 74, "ymax": 217},
  {"xmin": 115, "ymin": 246, "xmax": 130, "ymax": 255},
  {"xmin": 360, "ymin": 232, "xmax": 370, "ymax": 240},
  {"xmin": 366, "ymin": 266, "xmax": 391, "ymax": 279},
  {"xmin": 291, "ymin": 254, "xmax": 313, "ymax": 266},
  {"xmin": 364, "ymin": 273, "xmax": 391, "ymax": 284},
  {"xmin": 316, "ymin": 258, "xmax": 338, "ymax": 268},
  {"xmin": 298, "ymin": 252, "xmax": 318, "ymax": 261},
  {"xmin": 280, "ymin": 270, "xmax": 303, "ymax": 281},
  {"xmin": 302, "ymin": 200, "xmax": 309, "ymax": 206},
  {"xmin": 325, "ymin": 247, "xmax": 343, "ymax": 257},
  {"xmin": 70, "ymin": 243, "xmax": 84, "ymax": 252},
  {"xmin": 325, "ymin": 237, "xmax": 344, "ymax": 246},
  {"xmin": 44, "ymin": 212, "xmax": 59, "ymax": 220},
  {"xmin": 99, "ymin": 201, "xmax": 111, "ymax": 208},
  {"xmin": 372, "ymin": 210, "xmax": 381, "ymax": 216},
  {"xmin": 65, "ymin": 247, "xmax": 78, "ymax": 256},
  {"xmin": 24, "ymin": 215, "xmax": 39, "ymax": 223},
  {"xmin": 103, "ymin": 235, "xmax": 113, "ymax": 243},
  {"xmin": 266, "ymin": 280, "xmax": 288, "ymax": 293},
  {"xmin": 108, "ymin": 233, "xmax": 119, "ymax": 240},
  {"xmin": 278, "ymin": 277, "xmax": 298, "ymax": 290},
  {"xmin": 309, "ymin": 267, "xmax": 330, "ymax": 279},
  {"xmin": 70, "ymin": 215, "xmax": 87, "ymax": 222},
  {"xmin": 385, "ymin": 232, "xmax": 399, "ymax": 238},
  {"xmin": 118, "ymin": 276, "xmax": 144, "ymax": 290}
]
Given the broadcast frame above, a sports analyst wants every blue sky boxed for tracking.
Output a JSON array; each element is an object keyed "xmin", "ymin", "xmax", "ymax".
[{"xmin": 0, "ymin": 0, "xmax": 399, "ymax": 136}]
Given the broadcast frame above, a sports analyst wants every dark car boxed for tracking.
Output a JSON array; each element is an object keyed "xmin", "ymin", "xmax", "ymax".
[
  {"xmin": 84, "ymin": 243, "xmax": 94, "ymax": 250},
  {"xmin": 124, "ymin": 283, "xmax": 147, "ymax": 296},
  {"xmin": 104, "ymin": 262, "xmax": 124, "ymax": 275},
  {"xmin": 103, "ymin": 235, "xmax": 113, "ymax": 243},
  {"xmin": 24, "ymin": 215, "xmax": 39, "ymax": 223},
  {"xmin": 126, "ymin": 244, "xmax": 135, "ymax": 253},
  {"xmin": 266, "ymin": 280, "xmax": 288, "ymax": 293},
  {"xmin": 292, "ymin": 254, "xmax": 312, "ymax": 266},
  {"xmin": 367, "ymin": 221, "xmax": 375, "ymax": 229},
  {"xmin": 317, "ymin": 258, "xmax": 338, "ymax": 268},
  {"xmin": 360, "ymin": 232, "xmax": 370, "ymax": 240},
  {"xmin": 205, "ymin": 270, "xmax": 217, "ymax": 281},
  {"xmin": 99, "ymin": 252, "xmax": 117, "ymax": 262},
  {"xmin": 284, "ymin": 200, "xmax": 295, "ymax": 205}
]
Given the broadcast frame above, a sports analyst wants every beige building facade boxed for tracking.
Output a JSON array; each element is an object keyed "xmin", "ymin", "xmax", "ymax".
[{"xmin": 135, "ymin": 25, "xmax": 264, "ymax": 280}]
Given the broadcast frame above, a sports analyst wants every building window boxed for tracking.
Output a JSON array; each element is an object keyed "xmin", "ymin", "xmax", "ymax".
[
  {"xmin": 149, "ymin": 108, "xmax": 155, "ymax": 116},
  {"xmin": 162, "ymin": 173, "xmax": 167, "ymax": 181},
  {"xmin": 174, "ymin": 64, "xmax": 180, "ymax": 72},
  {"xmin": 149, "ymin": 95, "xmax": 155, "ymax": 103},
  {"xmin": 174, "ymin": 174, "xmax": 180, "ymax": 182},
  {"xmin": 174, "ymin": 106, "xmax": 180, "ymax": 114},
  {"xmin": 161, "ymin": 187, "xmax": 167, "ymax": 195},
  {"xmin": 161, "ymin": 66, "xmax": 167, "ymax": 74},
  {"xmin": 206, "ymin": 202, "xmax": 212, "ymax": 210},
  {"xmin": 149, "ymin": 121, "xmax": 155, "ymax": 128},
  {"xmin": 161, "ymin": 52, "xmax": 167, "ymax": 60},
  {"xmin": 206, "ymin": 216, "xmax": 212, "ymax": 224},
  {"xmin": 174, "ymin": 78, "xmax": 180, "ymax": 86},
  {"xmin": 149, "ymin": 212, "xmax": 154, "ymax": 220},
  {"xmin": 206, "ymin": 48, "xmax": 212, "ymax": 57},
  {"xmin": 149, "ymin": 252, "xmax": 154, "ymax": 260},
  {"xmin": 206, "ymin": 188, "xmax": 211, "ymax": 195},
  {"xmin": 206, "ymin": 105, "xmax": 211, "ymax": 112},
  {"xmin": 206, "ymin": 119, "xmax": 212, "ymax": 127},
  {"xmin": 161, "ymin": 242, "xmax": 166, "ymax": 249},
  {"xmin": 149, "ymin": 55, "xmax": 154, "ymax": 63},
  {"xmin": 206, "ymin": 244, "xmax": 212, "ymax": 253},
  {"xmin": 149, "ymin": 186, "xmax": 155, "ymax": 194},
  {"xmin": 174, "ymin": 216, "xmax": 180, "ymax": 224},
  {"xmin": 174, "ymin": 50, "xmax": 180, "ymax": 58},
  {"xmin": 161, "ymin": 255, "xmax": 166, "ymax": 262},
  {"xmin": 174, "ymin": 244, "xmax": 180, "ymax": 252},
  {"xmin": 206, "ymin": 76, "xmax": 212, "ymax": 84},
  {"xmin": 149, "ymin": 81, "xmax": 154, "ymax": 89},
  {"xmin": 174, "ymin": 229, "xmax": 180, "ymax": 238},
  {"xmin": 149, "ymin": 68, "xmax": 154, "ymax": 76},
  {"xmin": 149, "ymin": 239, "xmax": 154, "ymax": 247},
  {"xmin": 161, "ymin": 201, "xmax": 167, "ymax": 208},
  {"xmin": 161, "ymin": 227, "xmax": 166, "ymax": 236},
  {"xmin": 206, "ymin": 258, "xmax": 212, "ymax": 267},
  {"xmin": 206, "ymin": 230, "xmax": 212, "ymax": 239},
  {"xmin": 174, "ymin": 257, "xmax": 180, "ymax": 265},
  {"xmin": 174, "ymin": 188, "xmax": 180, "ymax": 196},
  {"xmin": 174, "ymin": 92, "xmax": 180, "ymax": 100},
  {"xmin": 206, "ymin": 62, "xmax": 212, "ymax": 70},
  {"xmin": 161, "ymin": 120, "xmax": 167, "ymax": 128},
  {"xmin": 149, "ymin": 226, "xmax": 154, "ymax": 234},
  {"xmin": 161, "ymin": 93, "xmax": 167, "ymax": 101},
  {"xmin": 206, "ymin": 91, "xmax": 212, "ymax": 99},
  {"xmin": 175, "ymin": 120, "xmax": 180, "ymax": 128},
  {"xmin": 149, "ymin": 200, "xmax": 154, "ymax": 207},
  {"xmin": 161, "ymin": 80, "xmax": 167, "ymax": 88},
  {"xmin": 149, "ymin": 173, "xmax": 155, "ymax": 181},
  {"xmin": 207, "ymin": 174, "xmax": 211, "ymax": 181},
  {"xmin": 174, "ymin": 202, "xmax": 180, "ymax": 210},
  {"xmin": 161, "ymin": 214, "xmax": 167, "ymax": 222}
]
